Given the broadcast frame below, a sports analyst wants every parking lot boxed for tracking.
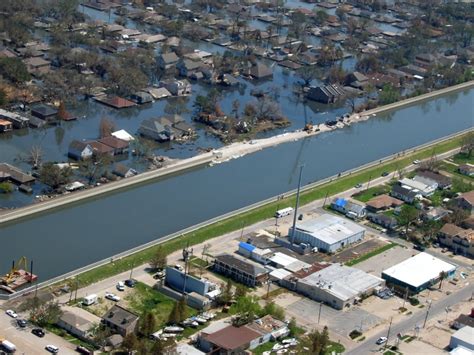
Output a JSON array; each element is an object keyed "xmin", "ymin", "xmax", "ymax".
[
  {"xmin": 355, "ymin": 243, "xmax": 415, "ymax": 277},
  {"xmin": 0, "ymin": 310, "xmax": 77, "ymax": 354},
  {"xmin": 281, "ymin": 296, "xmax": 383, "ymax": 337}
]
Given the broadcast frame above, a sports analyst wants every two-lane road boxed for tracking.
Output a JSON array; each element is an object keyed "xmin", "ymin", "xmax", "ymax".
[{"xmin": 348, "ymin": 283, "xmax": 474, "ymax": 355}]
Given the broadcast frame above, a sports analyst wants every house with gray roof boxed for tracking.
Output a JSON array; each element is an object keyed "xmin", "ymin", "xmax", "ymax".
[
  {"xmin": 102, "ymin": 305, "xmax": 139, "ymax": 337},
  {"xmin": 158, "ymin": 52, "xmax": 179, "ymax": 70},
  {"xmin": 214, "ymin": 254, "xmax": 269, "ymax": 287},
  {"xmin": 307, "ymin": 84, "xmax": 345, "ymax": 103},
  {"xmin": 68, "ymin": 140, "xmax": 94, "ymax": 160}
]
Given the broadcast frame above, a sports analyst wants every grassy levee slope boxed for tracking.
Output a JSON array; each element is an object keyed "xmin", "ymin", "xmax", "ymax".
[{"xmin": 67, "ymin": 134, "xmax": 468, "ymax": 287}]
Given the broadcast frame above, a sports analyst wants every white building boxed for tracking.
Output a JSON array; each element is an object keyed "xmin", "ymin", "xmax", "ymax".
[
  {"xmin": 382, "ymin": 252, "xmax": 457, "ymax": 294},
  {"xmin": 295, "ymin": 264, "xmax": 384, "ymax": 309},
  {"xmin": 289, "ymin": 214, "xmax": 365, "ymax": 253},
  {"xmin": 450, "ymin": 326, "xmax": 474, "ymax": 351},
  {"xmin": 399, "ymin": 177, "xmax": 437, "ymax": 197}
]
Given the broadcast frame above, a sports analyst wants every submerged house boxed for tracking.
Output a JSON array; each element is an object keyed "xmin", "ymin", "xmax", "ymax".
[{"xmin": 307, "ymin": 84, "xmax": 345, "ymax": 103}]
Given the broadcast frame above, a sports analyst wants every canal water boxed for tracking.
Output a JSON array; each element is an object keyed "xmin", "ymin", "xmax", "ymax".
[{"xmin": 0, "ymin": 88, "xmax": 472, "ymax": 281}]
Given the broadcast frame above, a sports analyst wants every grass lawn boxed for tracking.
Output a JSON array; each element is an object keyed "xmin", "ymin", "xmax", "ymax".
[
  {"xmin": 252, "ymin": 340, "xmax": 276, "ymax": 354},
  {"xmin": 452, "ymin": 152, "xmax": 474, "ymax": 165},
  {"xmin": 326, "ymin": 341, "xmax": 345, "ymax": 354},
  {"xmin": 58, "ymin": 133, "xmax": 469, "ymax": 289},
  {"xmin": 125, "ymin": 282, "xmax": 196, "ymax": 328},
  {"xmin": 429, "ymin": 190, "xmax": 444, "ymax": 206},
  {"xmin": 346, "ymin": 243, "xmax": 399, "ymax": 266},
  {"xmin": 352, "ymin": 185, "xmax": 391, "ymax": 202}
]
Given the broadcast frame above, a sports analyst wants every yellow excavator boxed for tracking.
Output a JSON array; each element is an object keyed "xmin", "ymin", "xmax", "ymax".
[{"xmin": 1, "ymin": 256, "xmax": 28, "ymax": 285}]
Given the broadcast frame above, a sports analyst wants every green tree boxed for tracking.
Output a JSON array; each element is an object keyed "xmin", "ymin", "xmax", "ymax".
[
  {"xmin": 262, "ymin": 301, "xmax": 285, "ymax": 320},
  {"xmin": 397, "ymin": 205, "xmax": 420, "ymax": 235},
  {"xmin": 0, "ymin": 88, "xmax": 8, "ymax": 106},
  {"xmin": 122, "ymin": 333, "xmax": 139, "ymax": 352},
  {"xmin": 0, "ymin": 182, "xmax": 14, "ymax": 193},
  {"xmin": 460, "ymin": 132, "xmax": 474, "ymax": 157},
  {"xmin": 378, "ymin": 84, "xmax": 400, "ymax": 105},
  {"xmin": 39, "ymin": 162, "xmax": 73, "ymax": 189},
  {"xmin": 231, "ymin": 296, "xmax": 262, "ymax": 321},
  {"xmin": 438, "ymin": 271, "xmax": 447, "ymax": 290},
  {"xmin": 22, "ymin": 297, "xmax": 63, "ymax": 327},
  {"xmin": 297, "ymin": 326, "xmax": 329, "ymax": 355},
  {"xmin": 288, "ymin": 317, "xmax": 299, "ymax": 336},
  {"xmin": 149, "ymin": 246, "xmax": 167, "ymax": 271},
  {"xmin": 168, "ymin": 302, "xmax": 179, "ymax": 325},
  {"xmin": 0, "ymin": 58, "xmax": 31, "ymax": 83},
  {"xmin": 234, "ymin": 284, "xmax": 247, "ymax": 299},
  {"xmin": 177, "ymin": 296, "xmax": 187, "ymax": 322},
  {"xmin": 140, "ymin": 311, "xmax": 156, "ymax": 337},
  {"xmin": 218, "ymin": 280, "xmax": 233, "ymax": 306}
]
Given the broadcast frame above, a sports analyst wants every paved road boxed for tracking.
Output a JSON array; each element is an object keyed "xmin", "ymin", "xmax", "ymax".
[
  {"xmin": 0, "ymin": 311, "xmax": 77, "ymax": 354},
  {"xmin": 347, "ymin": 283, "xmax": 474, "ymax": 355}
]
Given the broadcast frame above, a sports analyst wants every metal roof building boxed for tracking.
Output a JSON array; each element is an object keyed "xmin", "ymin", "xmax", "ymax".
[
  {"xmin": 296, "ymin": 263, "xmax": 384, "ymax": 309},
  {"xmin": 289, "ymin": 214, "xmax": 365, "ymax": 253},
  {"xmin": 382, "ymin": 252, "xmax": 457, "ymax": 294}
]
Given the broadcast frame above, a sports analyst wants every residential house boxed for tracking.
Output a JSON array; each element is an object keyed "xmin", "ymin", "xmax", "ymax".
[
  {"xmin": 438, "ymin": 224, "xmax": 474, "ymax": 258},
  {"xmin": 399, "ymin": 177, "xmax": 437, "ymax": 197},
  {"xmin": 415, "ymin": 171, "xmax": 452, "ymax": 189},
  {"xmin": 98, "ymin": 136, "xmax": 129, "ymax": 155},
  {"xmin": 176, "ymin": 59, "xmax": 204, "ymax": 78},
  {"xmin": 331, "ymin": 198, "xmax": 367, "ymax": 219},
  {"xmin": 345, "ymin": 71, "xmax": 369, "ymax": 89},
  {"xmin": 247, "ymin": 62, "xmax": 273, "ymax": 79},
  {"xmin": 0, "ymin": 163, "xmax": 35, "ymax": 184},
  {"xmin": 23, "ymin": 57, "xmax": 50, "ymax": 75},
  {"xmin": 366, "ymin": 194, "xmax": 404, "ymax": 213},
  {"xmin": 94, "ymin": 96, "xmax": 136, "ymax": 109},
  {"xmin": 0, "ymin": 119, "xmax": 13, "ymax": 132},
  {"xmin": 246, "ymin": 315, "xmax": 290, "ymax": 346},
  {"xmin": 158, "ymin": 52, "xmax": 179, "ymax": 70},
  {"xmin": 160, "ymin": 79, "xmax": 191, "ymax": 96},
  {"xmin": 88, "ymin": 141, "xmax": 114, "ymax": 157},
  {"xmin": 146, "ymin": 87, "xmax": 171, "ymax": 100},
  {"xmin": 31, "ymin": 104, "xmax": 58, "ymax": 121},
  {"xmin": 456, "ymin": 191, "xmax": 474, "ymax": 213},
  {"xmin": 68, "ymin": 140, "xmax": 94, "ymax": 160},
  {"xmin": 113, "ymin": 164, "xmax": 137, "ymax": 178},
  {"xmin": 199, "ymin": 324, "xmax": 261, "ymax": 354},
  {"xmin": 130, "ymin": 91, "xmax": 153, "ymax": 104},
  {"xmin": 214, "ymin": 254, "xmax": 269, "ymax": 287},
  {"xmin": 138, "ymin": 117, "xmax": 175, "ymax": 142},
  {"xmin": 415, "ymin": 53, "xmax": 438, "ymax": 68},
  {"xmin": 367, "ymin": 213, "xmax": 398, "ymax": 230},
  {"xmin": 399, "ymin": 64, "xmax": 427, "ymax": 78},
  {"xmin": 391, "ymin": 184, "xmax": 419, "ymax": 204},
  {"xmin": 57, "ymin": 306, "xmax": 101, "ymax": 341},
  {"xmin": 307, "ymin": 84, "xmax": 345, "ymax": 103},
  {"xmin": 0, "ymin": 109, "xmax": 29, "ymax": 128},
  {"xmin": 458, "ymin": 164, "xmax": 474, "ymax": 177},
  {"xmin": 423, "ymin": 207, "xmax": 451, "ymax": 221},
  {"xmin": 102, "ymin": 305, "xmax": 139, "ymax": 337}
]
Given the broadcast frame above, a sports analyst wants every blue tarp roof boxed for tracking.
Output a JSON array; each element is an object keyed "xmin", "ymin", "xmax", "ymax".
[
  {"xmin": 239, "ymin": 242, "xmax": 255, "ymax": 252},
  {"xmin": 334, "ymin": 198, "xmax": 347, "ymax": 208}
]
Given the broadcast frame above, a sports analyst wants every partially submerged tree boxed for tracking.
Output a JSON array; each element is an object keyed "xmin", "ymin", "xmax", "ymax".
[
  {"xmin": 99, "ymin": 117, "xmax": 116, "ymax": 138},
  {"xmin": 39, "ymin": 162, "xmax": 73, "ymax": 190}
]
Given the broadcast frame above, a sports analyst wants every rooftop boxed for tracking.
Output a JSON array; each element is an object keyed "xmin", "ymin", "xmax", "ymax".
[
  {"xmin": 215, "ymin": 254, "xmax": 267, "ymax": 277},
  {"xmin": 293, "ymin": 214, "xmax": 365, "ymax": 245},
  {"xmin": 382, "ymin": 252, "xmax": 456, "ymax": 288},
  {"xmin": 299, "ymin": 263, "xmax": 384, "ymax": 301},
  {"xmin": 201, "ymin": 325, "xmax": 261, "ymax": 351}
]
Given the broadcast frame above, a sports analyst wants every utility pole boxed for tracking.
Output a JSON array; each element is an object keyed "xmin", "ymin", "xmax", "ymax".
[
  {"xmin": 402, "ymin": 287, "xmax": 409, "ymax": 309},
  {"xmin": 423, "ymin": 301, "xmax": 432, "ymax": 328},
  {"xmin": 366, "ymin": 175, "xmax": 372, "ymax": 191},
  {"xmin": 318, "ymin": 302, "xmax": 322, "ymax": 324},
  {"xmin": 182, "ymin": 244, "xmax": 193, "ymax": 295},
  {"xmin": 290, "ymin": 165, "xmax": 304, "ymax": 245},
  {"xmin": 129, "ymin": 267, "xmax": 134, "ymax": 280},
  {"xmin": 240, "ymin": 220, "xmax": 246, "ymax": 239},
  {"xmin": 384, "ymin": 317, "xmax": 393, "ymax": 350},
  {"xmin": 322, "ymin": 191, "xmax": 329, "ymax": 207}
]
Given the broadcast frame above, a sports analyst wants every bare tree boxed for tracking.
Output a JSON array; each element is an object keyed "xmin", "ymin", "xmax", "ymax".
[
  {"xmin": 28, "ymin": 146, "xmax": 43, "ymax": 169},
  {"xmin": 99, "ymin": 117, "xmax": 116, "ymax": 138}
]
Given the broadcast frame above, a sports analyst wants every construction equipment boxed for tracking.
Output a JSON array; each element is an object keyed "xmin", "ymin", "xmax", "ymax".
[{"xmin": 1, "ymin": 256, "xmax": 37, "ymax": 290}]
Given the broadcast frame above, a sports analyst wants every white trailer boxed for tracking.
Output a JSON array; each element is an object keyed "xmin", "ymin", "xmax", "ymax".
[{"xmin": 0, "ymin": 339, "xmax": 17, "ymax": 353}]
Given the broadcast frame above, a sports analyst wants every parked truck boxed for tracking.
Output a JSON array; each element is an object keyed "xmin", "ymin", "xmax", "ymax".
[
  {"xmin": 0, "ymin": 339, "xmax": 17, "ymax": 353},
  {"xmin": 82, "ymin": 294, "xmax": 98, "ymax": 306}
]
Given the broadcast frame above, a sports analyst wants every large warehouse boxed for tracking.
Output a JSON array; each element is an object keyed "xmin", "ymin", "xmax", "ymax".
[
  {"xmin": 382, "ymin": 252, "xmax": 457, "ymax": 294},
  {"xmin": 288, "ymin": 214, "xmax": 365, "ymax": 253},
  {"xmin": 294, "ymin": 263, "xmax": 384, "ymax": 309}
]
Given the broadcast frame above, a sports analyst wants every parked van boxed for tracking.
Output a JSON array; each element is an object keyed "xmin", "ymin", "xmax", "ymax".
[
  {"xmin": 82, "ymin": 294, "xmax": 98, "ymax": 306},
  {"xmin": 0, "ymin": 339, "xmax": 17, "ymax": 353},
  {"xmin": 275, "ymin": 207, "xmax": 293, "ymax": 218}
]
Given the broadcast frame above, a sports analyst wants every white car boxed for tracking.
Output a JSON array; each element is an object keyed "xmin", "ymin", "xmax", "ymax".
[
  {"xmin": 105, "ymin": 292, "xmax": 121, "ymax": 302},
  {"xmin": 6, "ymin": 309, "xmax": 18, "ymax": 318},
  {"xmin": 45, "ymin": 344, "xmax": 59, "ymax": 353},
  {"xmin": 376, "ymin": 336, "xmax": 388, "ymax": 345},
  {"xmin": 116, "ymin": 281, "xmax": 125, "ymax": 291},
  {"xmin": 413, "ymin": 160, "xmax": 421, "ymax": 165}
]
